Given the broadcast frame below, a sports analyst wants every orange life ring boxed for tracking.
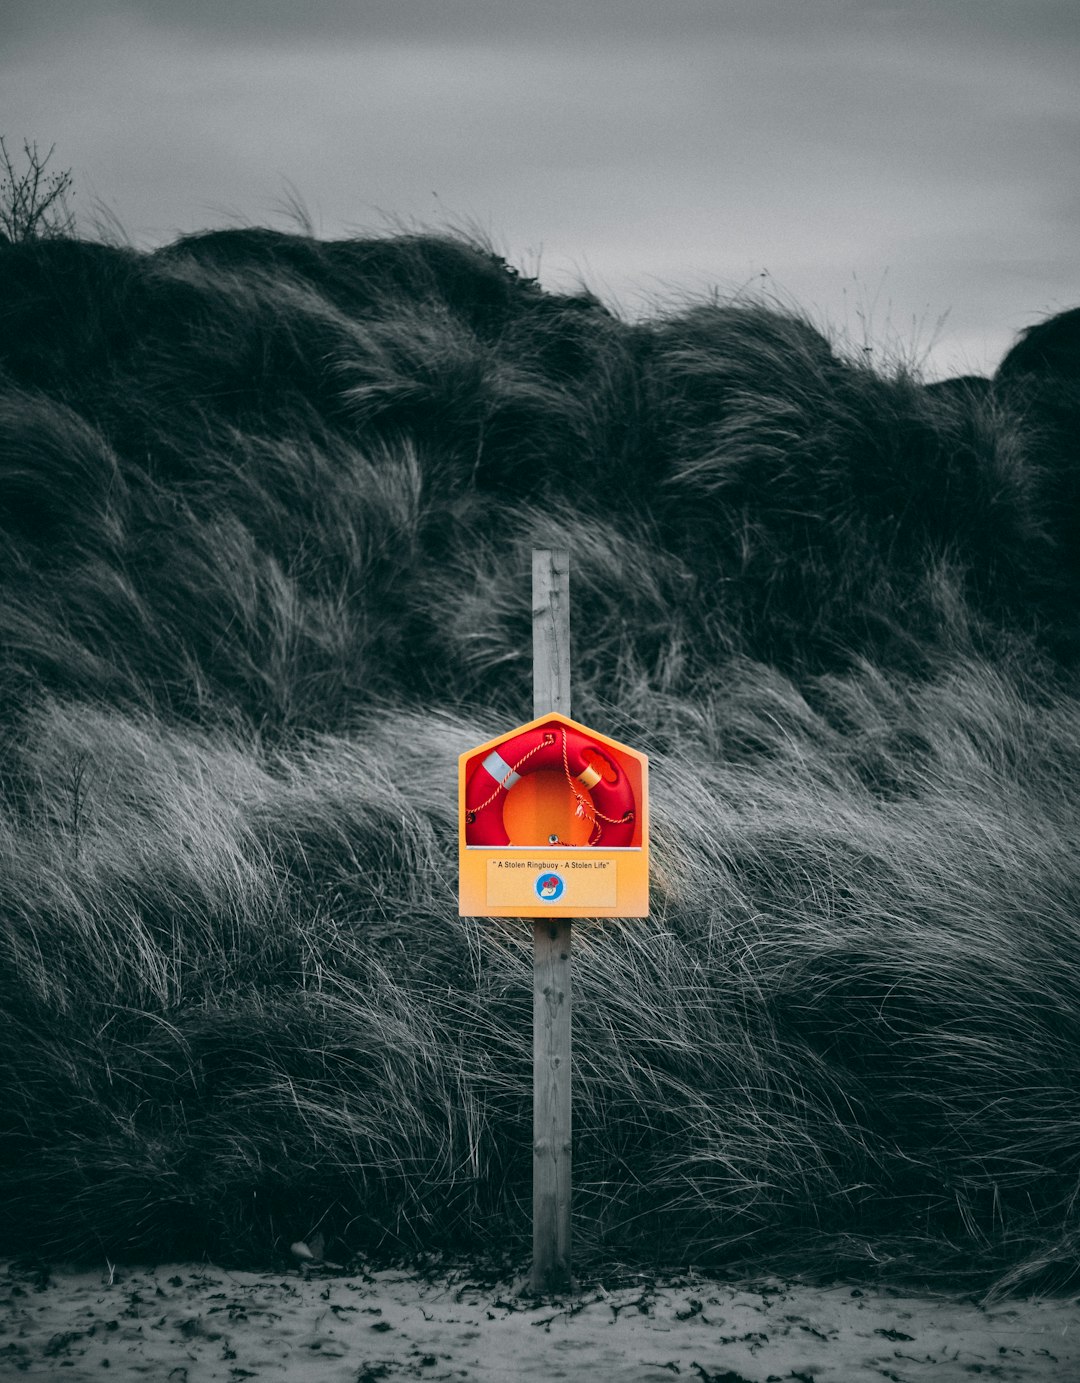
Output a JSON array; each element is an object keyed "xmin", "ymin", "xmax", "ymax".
[{"xmin": 465, "ymin": 723, "xmax": 636, "ymax": 847}]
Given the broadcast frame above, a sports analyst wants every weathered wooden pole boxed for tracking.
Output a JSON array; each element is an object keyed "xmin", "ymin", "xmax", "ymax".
[{"xmin": 531, "ymin": 548, "xmax": 573, "ymax": 1294}]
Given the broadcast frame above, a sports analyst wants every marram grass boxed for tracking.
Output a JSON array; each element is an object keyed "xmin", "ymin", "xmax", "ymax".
[{"xmin": 1, "ymin": 227, "xmax": 1079, "ymax": 1293}]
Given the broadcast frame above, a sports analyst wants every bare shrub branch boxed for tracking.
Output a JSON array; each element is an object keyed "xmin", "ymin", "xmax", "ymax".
[{"xmin": 0, "ymin": 136, "xmax": 75, "ymax": 242}]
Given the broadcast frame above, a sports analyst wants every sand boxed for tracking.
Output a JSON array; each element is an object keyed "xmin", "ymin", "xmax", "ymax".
[{"xmin": 1, "ymin": 1257, "xmax": 1076, "ymax": 1381}]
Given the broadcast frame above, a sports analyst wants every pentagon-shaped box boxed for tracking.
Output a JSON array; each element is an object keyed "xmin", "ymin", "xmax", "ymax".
[{"xmin": 458, "ymin": 712, "xmax": 649, "ymax": 918}]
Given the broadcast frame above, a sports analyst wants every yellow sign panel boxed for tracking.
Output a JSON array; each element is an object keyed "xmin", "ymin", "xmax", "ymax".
[
  {"xmin": 487, "ymin": 857, "xmax": 617, "ymax": 909},
  {"xmin": 458, "ymin": 712, "xmax": 649, "ymax": 918}
]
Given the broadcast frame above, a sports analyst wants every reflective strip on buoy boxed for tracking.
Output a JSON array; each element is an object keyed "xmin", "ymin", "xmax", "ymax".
[{"xmin": 482, "ymin": 749, "xmax": 520, "ymax": 790}]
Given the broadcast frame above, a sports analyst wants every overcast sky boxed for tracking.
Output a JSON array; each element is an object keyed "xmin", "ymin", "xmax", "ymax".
[{"xmin": 4, "ymin": 0, "xmax": 1079, "ymax": 378}]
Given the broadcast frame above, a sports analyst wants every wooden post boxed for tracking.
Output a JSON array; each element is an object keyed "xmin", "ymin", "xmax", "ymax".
[
  {"xmin": 531, "ymin": 548, "xmax": 573, "ymax": 1295},
  {"xmin": 532, "ymin": 548, "xmax": 571, "ymax": 720}
]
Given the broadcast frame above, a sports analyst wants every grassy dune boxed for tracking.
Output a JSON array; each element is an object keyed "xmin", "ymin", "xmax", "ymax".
[{"xmin": 1, "ymin": 228, "xmax": 1079, "ymax": 1292}]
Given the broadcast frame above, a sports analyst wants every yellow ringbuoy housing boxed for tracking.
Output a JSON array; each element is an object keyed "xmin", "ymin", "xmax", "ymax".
[{"xmin": 458, "ymin": 711, "xmax": 649, "ymax": 918}]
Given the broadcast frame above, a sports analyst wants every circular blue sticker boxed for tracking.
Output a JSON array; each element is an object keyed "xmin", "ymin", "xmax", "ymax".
[{"xmin": 535, "ymin": 872, "xmax": 565, "ymax": 902}]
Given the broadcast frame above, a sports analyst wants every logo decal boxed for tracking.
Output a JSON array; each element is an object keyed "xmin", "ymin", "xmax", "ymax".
[{"xmin": 535, "ymin": 872, "xmax": 565, "ymax": 902}]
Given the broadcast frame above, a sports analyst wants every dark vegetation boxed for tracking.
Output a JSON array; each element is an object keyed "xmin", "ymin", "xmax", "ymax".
[{"xmin": 1, "ymin": 223, "xmax": 1079, "ymax": 1294}]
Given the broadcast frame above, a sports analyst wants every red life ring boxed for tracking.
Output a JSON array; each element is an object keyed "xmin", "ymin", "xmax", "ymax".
[{"xmin": 465, "ymin": 723, "xmax": 636, "ymax": 847}]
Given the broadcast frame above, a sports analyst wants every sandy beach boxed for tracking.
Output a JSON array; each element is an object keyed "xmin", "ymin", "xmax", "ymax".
[{"xmin": 1, "ymin": 1258, "xmax": 1076, "ymax": 1382}]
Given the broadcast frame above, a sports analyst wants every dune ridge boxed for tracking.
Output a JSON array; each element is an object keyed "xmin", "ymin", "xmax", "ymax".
[{"xmin": 1, "ymin": 227, "xmax": 1079, "ymax": 1294}]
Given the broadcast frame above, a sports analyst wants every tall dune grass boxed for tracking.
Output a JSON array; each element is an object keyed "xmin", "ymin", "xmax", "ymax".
[{"xmin": 1, "ymin": 227, "xmax": 1079, "ymax": 1292}]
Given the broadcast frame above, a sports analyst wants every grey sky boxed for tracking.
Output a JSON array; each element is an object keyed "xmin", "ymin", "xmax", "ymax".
[{"xmin": 4, "ymin": 0, "xmax": 1079, "ymax": 378}]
